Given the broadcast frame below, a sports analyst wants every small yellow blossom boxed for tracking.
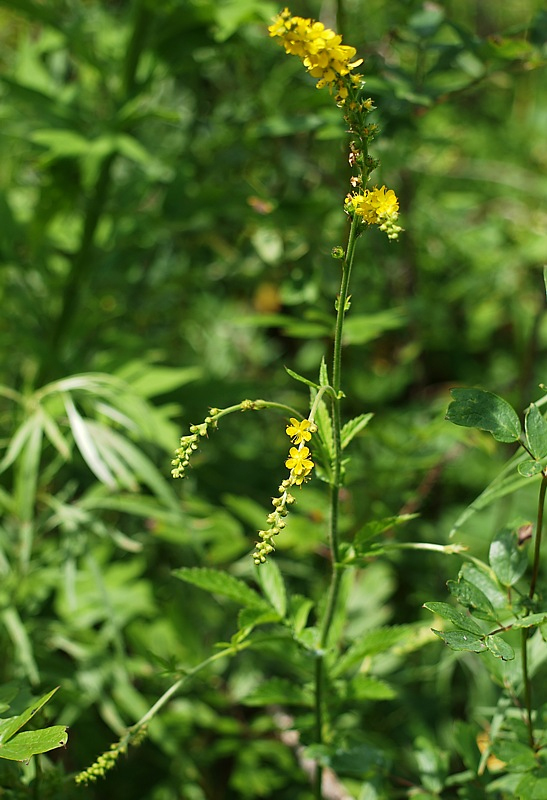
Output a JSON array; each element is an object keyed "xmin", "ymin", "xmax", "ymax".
[
  {"xmin": 285, "ymin": 446, "xmax": 314, "ymax": 480},
  {"xmin": 345, "ymin": 186, "xmax": 402, "ymax": 240},
  {"xmin": 268, "ymin": 8, "xmax": 362, "ymax": 94},
  {"xmin": 286, "ymin": 417, "xmax": 313, "ymax": 444}
]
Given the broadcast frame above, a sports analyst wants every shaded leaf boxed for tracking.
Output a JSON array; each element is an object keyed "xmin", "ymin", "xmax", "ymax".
[
  {"xmin": 489, "ymin": 528, "xmax": 528, "ymax": 587},
  {"xmin": 446, "ymin": 388, "xmax": 521, "ymax": 443},
  {"xmin": 173, "ymin": 568, "xmax": 268, "ymax": 609},
  {"xmin": 525, "ymin": 403, "xmax": 547, "ymax": 459},
  {"xmin": 423, "ymin": 602, "xmax": 484, "ymax": 635},
  {"xmin": 242, "ymin": 678, "xmax": 312, "ymax": 707},
  {"xmin": 485, "ymin": 636, "xmax": 514, "ymax": 661},
  {"xmin": 432, "ymin": 629, "xmax": 487, "ymax": 653},
  {"xmin": 341, "ymin": 413, "xmax": 373, "ymax": 450},
  {"xmin": 447, "ymin": 578, "xmax": 496, "ymax": 619},
  {"xmin": 255, "ymin": 559, "xmax": 286, "ymax": 617}
]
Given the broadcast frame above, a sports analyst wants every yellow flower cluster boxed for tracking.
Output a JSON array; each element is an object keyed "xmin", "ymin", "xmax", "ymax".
[
  {"xmin": 268, "ymin": 8, "xmax": 362, "ymax": 98},
  {"xmin": 253, "ymin": 418, "xmax": 316, "ymax": 564},
  {"xmin": 345, "ymin": 186, "xmax": 402, "ymax": 240}
]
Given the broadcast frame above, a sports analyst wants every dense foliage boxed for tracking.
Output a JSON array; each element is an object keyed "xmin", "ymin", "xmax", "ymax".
[{"xmin": 0, "ymin": 0, "xmax": 546, "ymax": 797}]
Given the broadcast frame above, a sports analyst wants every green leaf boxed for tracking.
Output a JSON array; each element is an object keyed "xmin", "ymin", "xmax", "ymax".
[
  {"xmin": 459, "ymin": 563, "xmax": 508, "ymax": 610},
  {"xmin": 255, "ymin": 559, "xmax": 286, "ymax": 617},
  {"xmin": 332, "ymin": 625, "xmax": 417, "ymax": 677},
  {"xmin": 0, "ymin": 688, "xmax": 59, "ymax": 746},
  {"xmin": 284, "ymin": 367, "xmax": 320, "ymax": 390},
  {"xmin": 342, "ymin": 675, "xmax": 396, "ymax": 701},
  {"xmin": 489, "ymin": 528, "xmax": 528, "ymax": 587},
  {"xmin": 341, "ymin": 413, "xmax": 374, "ymax": 450},
  {"xmin": 64, "ymin": 395, "xmax": 116, "ymax": 486},
  {"xmin": 318, "ymin": 357, "xmax": 330, "ymax": 387},
  {"xmin": 0, "ymin": 726, "xmax": 68, "ymax": 761},
  {"xmin": 173, "ymin": 568, "xmax": 268, "ymax": 609},
  {"xmin": 447, "ymin": 578, "xmax": 496, "ymax": 619},
  {"xmin": 511, "ymin": 612, "xmax": 547, "ymax": 629},
  {"xmin": 446, "ymin": 388, "xmax": 521, "ymax": 443},
  {"xmin": 485, "ymin": 635, "xmax": 514, "ymax": 661},
  {"xmin": 287, "ymin": 594, "xmax": 314, "ymax": 634},
  {"xmin": 313, "ymin": 392, "xmax": 334, "ymax": 464},
  {"xmin": 518, "ymin": 460, "xmax": 544, "ymax": 477},
  {"xmin": 352, "ymin": 514, "xmax": 418, "ymax": 554},
  {"xmin": 432, "ymin": 630, "xmax": 487, "ymax": 653},
  {"xmin": 343, "ymin": 309, "xmax": 406, "ymax": 345},
  {"xmin": 242, "ymin": 678, "xmax": 312, "ymax": 707},
  {"xmin": 423, "ymin": 602, "xmax": 484, "ymax": 635},
  {"xmin": 525, "ymin": 403, "xmax": 547, "ymax": 459}
]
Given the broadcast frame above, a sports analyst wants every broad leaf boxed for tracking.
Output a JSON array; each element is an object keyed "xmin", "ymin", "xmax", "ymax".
[
  {"xmin": 0, "ymin": 726, "xmax": 68, "ymax": 762},
  {"xmin": 173, "ymin": 568, "xmax": 268, "ymax": 609},
  {"xmin": 518, "ymin": 460, "xmax": 544, "ymax": 478},
  {"xmin": 489, "ymin": 528, "xmax": 528, "ymax": 587},
  {"xmin": 0, "ymin": 688, "xmax": 59, "ymax": 746},
  {"xmin": 459, "ymin": 563, "xmax": 508, "ymax": 610},
  {"xmin": 446, "ymin": 388, "xmax": 521, "ymax": 443},
  {"xmin": 432, "ymin": 629, "xmax": 487, "ymax": 653},
  {"xmin": 255, "ymin": 559, "xmax": 286, "ymax": 617}
]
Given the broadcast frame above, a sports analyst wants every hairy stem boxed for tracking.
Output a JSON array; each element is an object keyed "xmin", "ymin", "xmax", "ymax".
[{"xmin": 314, "ymin": 214, "xmax": 361, "ymax": 797}]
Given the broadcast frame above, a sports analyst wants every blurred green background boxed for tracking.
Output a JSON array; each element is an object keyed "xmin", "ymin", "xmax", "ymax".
[{"xmin": 0, "ymin": 0, "xmax": 546, "ymax": 797}]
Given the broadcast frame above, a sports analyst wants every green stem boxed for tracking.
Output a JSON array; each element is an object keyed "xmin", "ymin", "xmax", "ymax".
[
  {"xmin": 314, "ymin": 214, "xmax": 361, "ymax": 798},
  {"xmin": 522, "ymin": 472, "xmax": 547, "ymax": 749},
  {"xmin": 529, "ymin": 473, "xmax": 547, "ymax": 600}
]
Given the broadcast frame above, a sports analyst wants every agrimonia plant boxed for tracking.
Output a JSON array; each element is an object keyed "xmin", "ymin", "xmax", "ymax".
[
  {"xmin": 77, "ymin": 8, "xmax": 414, "ymax": 796},
  {"xmin": 72, "ymin": 9, "xmax": 547, "ymax": 800}
]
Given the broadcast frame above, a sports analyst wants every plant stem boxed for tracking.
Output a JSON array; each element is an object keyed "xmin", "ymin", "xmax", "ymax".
[
  {"xmin": 522, "ymin": 472, "xmax": 547, "ymax": 749},
  {"xmin": 314, "ymin": 213, "xmax": 361, "ymax": 798},
  {"xmin": 529, "ymin": 473, "xmax": 547, "ymax": 600}
]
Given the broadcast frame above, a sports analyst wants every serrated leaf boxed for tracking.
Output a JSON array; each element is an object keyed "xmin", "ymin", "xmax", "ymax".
[
  {"xmin": 255, "ymin": 559, "xmax": 286, "ymax": 617},
  {"xmin": 332, "ymin": 625, "xmax": 416, "ymax": 677},
  {"xmin": 313, "ymin": 393, "xmax": 334, "ymax": 463},
  {"xmin": 446, "ymin": 388, "xmax": 521, "ymax": 443},
  {"xmin": 318, "ymin": 357, "xmax": 330, "ymax": 387},
  {"xmin": 489, "ymin": 528, "xmax": 528, "ymax": 587},
  {"xmin": 173, "ymin": 568, "xmax": 268, "ymax": 609},
  {"xmin": 242, "ymin": 677, "xmax": 312, "ymax": 707},
  {"xmin": 486, "ymin": 636, "xmax": 514, "ymax": 661},
  {"xmin": 341, "ymin": 413, "xmax": 373, "ymax": 450},
  {"xmin": 284, "ymin": 367, "xmax": 319, "ymax": 390},
  {"xmin": 353, "ymin": 514, "xmax": 417, "ymax": 551},
  {"xmin": 447, "ymin": 578, "xmax": 496, "ymax": 619},
  {"xmin": 432, "ymin": 629, "xmax": 487, "ymax": 653},
  {"xmin": 525, "ymin": 403, "xmax": 547, "ymax": 459},
  {"xmin": 423, "ymin": 602, "xmax": 484, "ymax": 635},
  {"xmin": 0, "ymin": 726, "xmax": 68, "ymax": 761}
]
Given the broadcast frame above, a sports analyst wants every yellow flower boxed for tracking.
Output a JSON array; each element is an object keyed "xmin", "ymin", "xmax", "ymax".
[
  {"xmin": 285, "ymin": 446, "xmax": 314, "ymax": 482},
  {"xmin": 268, "ymin": 8, "xmax": 362, "ymax": 91},
  {"xmin": 345, "ymin": 186, "xmax": 401, "ymax": 239},
  {"xmin": 286, "ymin": 417, "xmax": 312, "ymax": 444}
]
